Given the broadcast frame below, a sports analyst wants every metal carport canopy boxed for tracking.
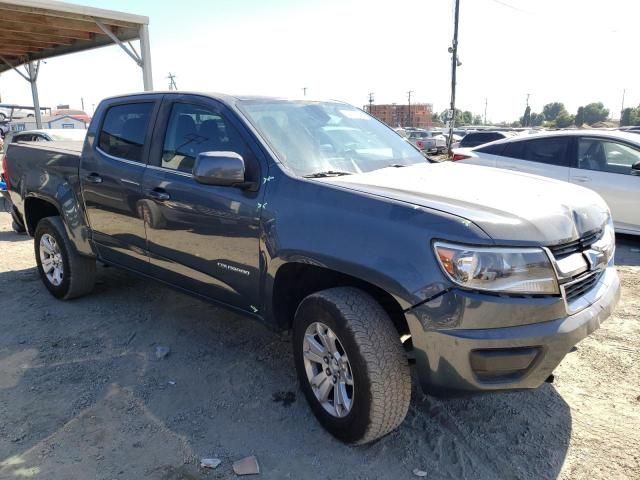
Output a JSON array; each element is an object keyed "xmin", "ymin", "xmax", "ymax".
[{"xmin": 0, "ymin": 0, "xmax": 153, "ymax": 128}]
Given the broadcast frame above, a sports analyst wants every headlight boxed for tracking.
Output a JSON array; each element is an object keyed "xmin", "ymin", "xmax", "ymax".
[{"xmin": 433, "ymin": 242, "xmax": 559, "ymax": 294}]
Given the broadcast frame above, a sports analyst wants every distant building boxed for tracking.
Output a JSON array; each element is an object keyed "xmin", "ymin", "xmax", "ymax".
[
  {"xmin": 365, "ymin": 103, "xmax": 433, "ymax": 129},
  {"xmin": 10, "ymin": 115, "xmax": 87, "ymax": 131}
]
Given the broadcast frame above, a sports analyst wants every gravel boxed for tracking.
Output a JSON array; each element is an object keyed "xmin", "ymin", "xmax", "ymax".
[{"xmin": 0, "ymin": 212, "xmax": 638, "ymax": 479}]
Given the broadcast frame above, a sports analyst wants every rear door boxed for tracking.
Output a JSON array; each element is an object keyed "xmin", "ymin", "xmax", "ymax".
[
  {"xmin": 140, "ymin": 94, "xmax": 265, "ymax": 311},
  {"xmin": 496, "ymin": 136, "xmax": 571, "ymax": 181},
  {"xmin": 570, "ymin": 137, "xmax": 640, "ymax": 233},
  {"xmin": 80, "ymin": 96, "xmax": 161, "ymax": 270}
]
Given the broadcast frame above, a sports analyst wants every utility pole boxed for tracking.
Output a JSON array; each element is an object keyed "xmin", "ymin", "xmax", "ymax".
[
  {"xmin": 526, "ymin": 93, "xmax": 530, "ymax": 107},
  {"xmin": 302, "ymin": 87, "xmax": 307, "ymax": 96},
  {"xmin": 620, "ymin": 89, "xmax": 626, "ymax": 126},
  {"xmin": 368, "ymin": 92, "xmax": 374, "ymax": 114},
  {"xmin": 81, "ymin": 97, "xmax": 85, "ymax": 111},
  {"xmin": 407, "ymin": 90, "xmax": 414, "ymax": 127},
  {"xmin": 483, "ymin": 97, "xmax": 487, "ymax": 125},
  {"xmin": 167, "ymin": 73, "xmax": 178, "ymax": 91},
  {"xmin": 447, "ymin": 0, "xmax": 461, "ymax": 155}
]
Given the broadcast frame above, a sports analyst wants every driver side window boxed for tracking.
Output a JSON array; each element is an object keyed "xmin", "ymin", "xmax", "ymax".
[{"xmin": 162, "ymin": 103, "xmax": 255, "ymax": 176}]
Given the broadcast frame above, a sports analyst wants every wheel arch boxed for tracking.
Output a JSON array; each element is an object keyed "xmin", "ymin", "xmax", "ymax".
[
  {"xmin": 269, "ymin": 261, "xmax": 410, "ymax": 339},
  {"xmin": 24, "ymin": 193, "xmax": 95, "ymax": 257}
]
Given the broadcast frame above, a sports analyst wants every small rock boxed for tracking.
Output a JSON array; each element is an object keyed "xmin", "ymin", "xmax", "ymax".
[
  {"xmin": 155, "ymin": 345, "xmax": 171, "ymax": 360},
  {"xmin": 413, "ymin": 468, "xmax": 428, "ymax": 477},
  {"xmin": 233, "ymin": 456, "xmax": 260, "ymax": 476},
  {"xmin": 200, "ymin": 458, "xmax": 221, "ymax": 469}
]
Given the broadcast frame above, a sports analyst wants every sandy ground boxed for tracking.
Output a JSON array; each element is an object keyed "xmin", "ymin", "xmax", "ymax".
[{"xmin": 0, "ymin": 211, "xmax": 638, "ymax": 480}]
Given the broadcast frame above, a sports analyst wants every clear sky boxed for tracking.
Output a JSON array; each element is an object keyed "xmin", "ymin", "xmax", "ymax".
[{"xmin": 0, "ymin": 0, "xmax": 637, "ymax": 122}]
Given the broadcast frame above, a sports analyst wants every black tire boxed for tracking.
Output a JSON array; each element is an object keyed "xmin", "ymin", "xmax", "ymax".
[
  {"xmin": 293, "ymin": 287, "xmax": 411, "ymax": 444},
  {"xmin": 11, "ymin": 207, "xmax": 26, "ymax": 233},
  {"xmin": 34, "ymin": 216, "xmax": 96, "ymax": 300}
]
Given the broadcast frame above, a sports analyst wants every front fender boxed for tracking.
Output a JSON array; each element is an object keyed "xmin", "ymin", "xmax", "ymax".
[{"xmin": 260, "ymin": 172, "xmax": 492, "ymax": 319}]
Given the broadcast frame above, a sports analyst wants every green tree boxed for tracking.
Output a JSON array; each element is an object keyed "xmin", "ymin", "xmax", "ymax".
[
  {"xmin": 620, "ymin": 108, "xmax": 633, "ymax": 126},
  {"xmin": 472, "ymin": 115, "xmax": 483, "ymax": 125},
  {"xmin": 530, "ymin": 112, "xmax": 545, "ymax": 126},
  {"xmin": 543, "ymin": 102, "xmax": 566, "ymax": 121},
  {"xmin": 553, "ymin": 111, "xmax": 575, "ymax": 128},
  {"xmin": 575, "ymin": 107, "xmax": 585, "ymax": 127},
  {"xmin": 581, "ymin": 102, "xmax": 609, "ymax": 125}
]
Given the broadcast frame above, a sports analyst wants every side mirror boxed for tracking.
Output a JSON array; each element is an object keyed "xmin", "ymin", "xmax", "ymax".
[
  {"xmin": 193, "ymin": 151, "xmax": 250, "ymax": 187},
  {"xmin": 632, "ymin": 160, "xmax": 640, "ymax": 176}
]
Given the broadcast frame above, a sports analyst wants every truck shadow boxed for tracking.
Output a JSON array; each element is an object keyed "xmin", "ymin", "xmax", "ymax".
[
  {"xmin": 0, "ymin": 264, "xmax": 573, "ymax": 479},
  {"xmin": 616, "ymin": 234, "xmax": 640, "ymax": 267}
]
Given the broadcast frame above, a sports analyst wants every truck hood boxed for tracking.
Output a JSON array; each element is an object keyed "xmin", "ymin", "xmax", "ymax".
[{"xmin": 323, "ymin": 162, "xmax": 610, "ymax": 244}]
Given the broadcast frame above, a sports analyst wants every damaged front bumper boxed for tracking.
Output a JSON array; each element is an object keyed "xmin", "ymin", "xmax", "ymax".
[{"xmin": 405, "ymin": 266, "xmax": 620, "ymax": 393}]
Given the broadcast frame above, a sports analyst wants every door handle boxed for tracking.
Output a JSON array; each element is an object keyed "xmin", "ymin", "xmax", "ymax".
[
  {"xmin": 85, "ymin": 173, "xmax": 103, "ymax": 184},
  {"xmin": 572, "ymin": 176, "xmax": 590, "ymax": 183},
  {"xmin": 148, "ymin": 189, "xmax": 170, "ymax": 201}
]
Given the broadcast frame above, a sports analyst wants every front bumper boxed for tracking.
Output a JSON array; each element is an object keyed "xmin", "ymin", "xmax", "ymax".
[{"xmin": 405, "ymin": 266, "xmax": 620, "ymax": 392}]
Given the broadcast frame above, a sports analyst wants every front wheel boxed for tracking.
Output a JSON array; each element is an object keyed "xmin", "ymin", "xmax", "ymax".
[
  {"xmin": 34, "ymin": 216, "xmax": 96, "ymax": 299},
  {"xmin": 293, "ymin": 287, "xmax": 411, "ymax": 444}
]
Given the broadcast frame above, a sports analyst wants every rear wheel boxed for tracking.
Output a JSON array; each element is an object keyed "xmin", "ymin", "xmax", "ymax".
[
  {"xmin": 34, "ymin": 216, "xmax": 96, "ymax": 299},
  {"xmin": 293, "ymin": 287, "xmax": 411, "ymax": 444}
]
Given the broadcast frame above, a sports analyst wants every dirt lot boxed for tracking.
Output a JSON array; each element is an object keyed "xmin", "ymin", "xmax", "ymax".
[{"xmin": 0, "ymin": 212, "xmax": 638, "ymax": 480}]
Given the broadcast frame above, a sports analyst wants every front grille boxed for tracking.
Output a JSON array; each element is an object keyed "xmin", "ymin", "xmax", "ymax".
[
  {"xmin": 548, "ymin": 229, "xmax": 602, "ymax": 259},
  {"xmin": 563, "ymin": 271, "xmax": 600, "ymax": 302}
]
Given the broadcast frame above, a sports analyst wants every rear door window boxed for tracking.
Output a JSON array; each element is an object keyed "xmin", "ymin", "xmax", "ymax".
[
  {"xmin": 98, "ymin": 103, "xmax": 153, "ymax": 162},
  {"xmin": 523, "ymin": 137, "xmax": 571, "ymax": 166},
  {"xmin": 475, "ymin": 142, "xmax": 505, "ymax": 155}
]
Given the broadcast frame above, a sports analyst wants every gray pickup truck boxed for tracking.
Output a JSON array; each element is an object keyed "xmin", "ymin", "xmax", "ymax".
[{"xmin": 4, "ymin": 92, "xmax": 620, "ymax": 444}]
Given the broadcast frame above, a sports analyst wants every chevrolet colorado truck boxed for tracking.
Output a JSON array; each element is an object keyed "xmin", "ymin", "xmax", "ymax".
[{"xmin": 4, "ymin": 92, "xmax": 620, "ymax": 444}]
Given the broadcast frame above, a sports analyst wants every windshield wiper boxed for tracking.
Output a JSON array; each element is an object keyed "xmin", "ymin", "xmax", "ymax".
[{"xmin": 303, "ymin": 170, "xmax": 353, "ymax": 178}]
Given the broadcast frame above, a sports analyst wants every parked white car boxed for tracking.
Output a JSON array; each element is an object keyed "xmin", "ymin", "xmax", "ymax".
[
  {"xmin": 453, "ymin": 130, "xmax": 640, "ymax": 235},
  {"xmin": 406, "ymin": 129, "xmax": 447, "ymax": 153}
]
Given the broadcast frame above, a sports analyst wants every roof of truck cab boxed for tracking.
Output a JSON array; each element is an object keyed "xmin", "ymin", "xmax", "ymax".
[{"xmin": 98, "ymin": 91, "xmax": 345, "ymax": 105}]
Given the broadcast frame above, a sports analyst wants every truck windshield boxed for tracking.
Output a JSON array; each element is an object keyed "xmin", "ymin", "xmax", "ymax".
[{"xmin": 238, "ymin": 100, "xmax": 426, "ymax": 176}]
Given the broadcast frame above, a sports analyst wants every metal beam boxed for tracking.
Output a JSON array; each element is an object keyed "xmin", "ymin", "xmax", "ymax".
[
  {"xmin": 139, "ymin": 24, "xmax": 153, "ymax": 91},
  {"xmin": 0, "ymin": 55, "xmax": 30, "ymax": 81},
  {"xmin": 94, "ymin": 18, "xmax": 141, "ymax": 65},
  {"xmin": 27, "ymin": 61, "xmax": 42, "ymax": 128}
]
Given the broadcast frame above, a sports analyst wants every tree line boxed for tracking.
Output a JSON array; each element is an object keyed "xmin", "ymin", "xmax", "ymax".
[
  {"xmin": 520, "ymin": 102, "xmax": 611, "ymax": 128},
  {"xmin": 432, "ymin": 101, "xmax": 640, "ymax": 128}
]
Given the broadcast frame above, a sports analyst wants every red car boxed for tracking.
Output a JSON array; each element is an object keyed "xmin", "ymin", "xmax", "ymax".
[{"xmin": 52, "ymin": 109, "xmax": 91, "ymax": 124}]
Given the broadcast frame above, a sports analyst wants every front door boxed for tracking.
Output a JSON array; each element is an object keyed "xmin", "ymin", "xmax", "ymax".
[
  {"xmin": 570, "ymin": 137, "xmax": 640, "ymax": 233},
  {"xmin": 141, "ymin": 95, "xmax": 265, "ymax": 312},
  {"xmin": 80, "ymin": 98, "xmax": 160, "ymax": 270}
]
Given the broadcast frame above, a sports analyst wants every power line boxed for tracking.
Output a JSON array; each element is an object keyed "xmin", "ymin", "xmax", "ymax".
[
  {"xmin": 447, "ymin": 0, "xmax": 460, "ymax": 155},
  {"xmin": 167, "ymin": 73, "xmax": 178, "ymax": 90},
  {"xmin": 484, "ymin": 97, "xmax": 488, "ymax": 124}
]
